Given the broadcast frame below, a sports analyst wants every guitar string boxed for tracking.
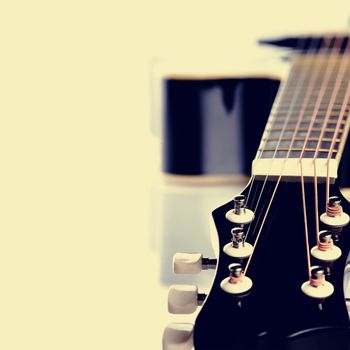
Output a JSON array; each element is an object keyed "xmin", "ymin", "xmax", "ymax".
[
  {"xmin": 245, "ymin": 72, "xmax": 300, "ymax": 240},
  {"xmin": 245, "ymin": 36, "xmax": 339, "ymax": 275},
  {"xmin": 245, "ymin": 73, "xmax": 302, "ymax": 240},
  {"xmin": 245, "ymin": 66, "xmax": 299, "ymax": 207},
  {"xmin": 311, "ymin": 36, "xmax": 350, "ymax": 245},
  {"xmin": 243, "ymin": 36, "xmax": 323, "ymax": 273},
  {"xmin": 244, "ymin": 38, "xmax": 309, "ymax": 241},
  {"xmin": 299, "ymin": 35, "xmax": 345, "ymax": 240},
  {"xmin": 244, "ymin": 38, "xmax": 310, "ymax": 208},
  {"xmin": 244, "ymin": 36, "xmax": 347, "ymax": 277},
  {"xmin": 326, "ymin": 38, "xmax": 350, "ymax": 208},
  {"xmin": 245, "ymin": 82, "xmax": 295, "ymax": 215},
  {"xmin": 245, "ymin": 37, "xmax": 326, "ymax": 243},
  {"xmin": 298, "ymin": 36, "xmax": 345, "ymax": 278}
]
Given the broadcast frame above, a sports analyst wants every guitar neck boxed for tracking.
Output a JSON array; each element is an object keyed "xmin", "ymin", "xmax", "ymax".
[{"xmin": 253, "ymin": 50, "xmax": 350, "ymax": 180}]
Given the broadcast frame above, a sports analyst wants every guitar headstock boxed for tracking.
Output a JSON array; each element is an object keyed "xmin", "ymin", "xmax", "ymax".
[
  {"xmin": 164, "ymin": 180, "xmax": 350, "ymax": 349},
  {"xmin": 192, "ymin": 180, "xmax": 350, "ymax": 349}
]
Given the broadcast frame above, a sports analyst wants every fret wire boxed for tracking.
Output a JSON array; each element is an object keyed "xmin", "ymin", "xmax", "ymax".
[
  {"xmin": 275, "ymin": 101, "xmax": 350, "ymax": 105},
  {"xmin": 270, "ymin": 118, "xmax": 347, "ymax": 124},
  {"xmin": 278, "ymin": 78, "xmax": 350, "ymax": 87},
  {"xmin": 278, "ymin": 95, "xmax": 344, "ymax": 101},
  {"xmin": 278, "ymin": 99, "xmax": 349, "ymax": 106},
  {"xmin": 261, "ymin": 42, "xmax": 318, "ymax": 161},
  {"xmin": 280, "ymin": 88, "xmax": 349, "ymax": 96},
  {"xmin": 312, "ymin": 47, "xmax": 350, "ymax": 161},
  {"xmin": 258, "ymin": 53, "xmax": 350, "ymax": 161},
  {"xmin": 270, "ymin": 110, "xmax": 350, "ymax": 118},
  {"xmin": 259, "ymin": 147, "xmax": 338, "ymax": 153},
  {"xmin": 271, "ymin": 105, "xmax": 350, "ymax": 113},
  {"xmin": 270, "ymin": 117, "xmax": 348, "ymax": 124},
  {"xmin": 278, "ymin": 84, "xmax": 350, "ymax": 93},
  {"xmin": 270, "ymin": 113, "xmax": 349, "ymax": 119},
  {"xmin": 266, "ymin": 127, "xmax": 344, "ymax": 132},
  {"xmin": 278, "ymin": 75, "xmax": 350, "ymax": 85},
  {"xmin": 280, "ymin": 85, "xmax": 350, "ymax": 92},
  {"xmin": 273, "ymin": 110, "xmax": 349, "ymax": 115},
  {"xmin": 263, "ymin": 136, "xmax": 341, "ymax": 142},
  {"xmin": 278, "ymin": 92, "xmax": 349, "ymax": 100},
  {"xmin": 274, "ymin": 103, "xmax": 350, "ymax": 109}
]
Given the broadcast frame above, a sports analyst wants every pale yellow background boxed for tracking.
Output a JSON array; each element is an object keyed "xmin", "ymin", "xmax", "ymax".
[{"xmin": 0, "ymin": 1, "xmax": 349, "ymax": 349}]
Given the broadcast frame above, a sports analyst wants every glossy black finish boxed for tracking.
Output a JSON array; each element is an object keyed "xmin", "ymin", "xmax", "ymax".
[
  {"xmin": 194, "ymin": 180, "xmax": 350, "ymax": 350},
  {"xmin": 163, "ymin": 78, "xmax": 279, "ymax": 176}
]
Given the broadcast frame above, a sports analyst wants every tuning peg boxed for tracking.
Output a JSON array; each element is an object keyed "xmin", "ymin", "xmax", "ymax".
[
  {"xmin": 168, "ymin": 284, "xmax": 206, "ymax": 314},
  {"xmin": 301, "ymin": 266, "xmax": 334, "ymax": 299},
  {"xmin": 220, "ymin": 263, "xmax": 253, "ymax": 294},
  {"xmin": 223, "ymin": 227, "xmax": 253, "ymax": 259},
  {"xmin": 163, "ymin": 323, "xmax": 194, "ymax": 350},
  {"xmin": 311, "ymin": 230, "xmax": 342, "ymax": 262},
  {"xmin": 320, "ymin": 196, "xmax": 350, "ymax": 227},
  {"xmin": 225, "ymin": 195, "xmax": 255, "ymax": 225},
  {"xmin": 173, "ymin": 253, "xmax": 217, "ymax": 274}
]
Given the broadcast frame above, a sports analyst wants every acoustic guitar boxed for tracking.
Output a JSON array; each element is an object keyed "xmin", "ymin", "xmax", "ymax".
[{"xmin": 164, "ymin": 34, "xmax": 350, "ymax": 349}]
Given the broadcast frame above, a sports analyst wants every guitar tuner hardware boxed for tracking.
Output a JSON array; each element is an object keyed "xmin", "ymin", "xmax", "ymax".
[
  {"xmin": 301, "ymin": 266, "xmax": 334, "ymax": 299},
  {"xmin": 168, "ymin": 284, "xmax": 207, "ymax": 314},
  {"xmin": 173, "ymin": 253, "xmax": 217, "ymax": 274},
  {"xmin": 233, "ymin": 195, "xmax": 246, "ymax": 214},
  {"xmin": 311, "ymin": 267, "xmax": 326, "ymax": 281},
  {"xmin": 201, "ymin": 257, "xmax": 217, "ymax": 269},
  {"xmin": 330, "ymin": 226, "xmax": 342, "ymax": 241},
  {"xmin": 223, "ymin": 227, "xmax": 253, "ymax": 258},
  {"xmin": 229, "ymin": 262, "xmax": 243, "ymax": 278},
  {"xmin": 320, "ymin": 196, "xmax": 350, "ymax": 227},
  {"xmin": 311, "ymin": 230, "xmax": 342, "ymax": 262},
  {"xmin": 324, "ymin": 265, "xmax": 332, "ymax": 276},
  {"xmin": 220, "ymin": 263, "xmax": 253, "ymax": 294},
  {"xmin": 328, "ymin": 196, "xmax": 342, "ymax": 213},
  {"xmin": 225, "ymin": 195, "xmax": 255, "ymax": 225},
  {"xmin": 162, "ymin": 323, "xmax": 194, "ymax": 350},
  {"xmin": 330, "ymin": 232, "xmax": 340, "ymax": 242},
  {"xmin": 232, "ymin": 227, "xmax": 245, "ymax": 248}
]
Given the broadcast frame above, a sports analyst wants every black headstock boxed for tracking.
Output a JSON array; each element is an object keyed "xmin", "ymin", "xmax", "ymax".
[{"xmin": 194, "ymin": 180, "xmax": 350, "ymax": 350}]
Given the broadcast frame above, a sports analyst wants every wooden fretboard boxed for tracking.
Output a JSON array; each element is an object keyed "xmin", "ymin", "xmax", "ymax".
[{"xmin": 253, "ymin": 51, "xmax": 350, "ymax": 179}]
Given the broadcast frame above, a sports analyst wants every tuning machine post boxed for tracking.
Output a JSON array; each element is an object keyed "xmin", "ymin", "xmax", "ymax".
[
  {"xmin": 311, "ymin": 230, "xmax": 342, "ymax": 262},
  {"xmin": 220, "ymin": 263, "xmax": 253, "ymax": 295},
  {"xmin": 223, "ymin": 227, "xmax": 253, "ymax": 259},
  {"xmin": 225, "ymin": 195, "xmax": 255, "ymax": 225},
  {"xmin": 301, "ymin": 266, "xmax": 334, "ymax": 299},
  {"xmin": 320, "ymin": 196, "xmax": 350, "ymax": 227}
]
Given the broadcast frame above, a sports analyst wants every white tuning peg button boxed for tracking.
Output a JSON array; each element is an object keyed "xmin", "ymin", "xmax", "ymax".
[
  {"xmin": 163, "ymin": 323, "xmax": 194, "ymax": 350},
  {"xmin": 168, "ymin": 284, "xmax": 206, "ymax": 314},
  {"xmin": 173, "ymin": 253, "xmax": 217, "ymax": 274}
]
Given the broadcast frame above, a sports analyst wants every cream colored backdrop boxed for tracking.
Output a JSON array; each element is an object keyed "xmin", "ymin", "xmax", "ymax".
[{"xmin": 0, "ymin": 1, "xmax": 349, "ymax": 349}]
